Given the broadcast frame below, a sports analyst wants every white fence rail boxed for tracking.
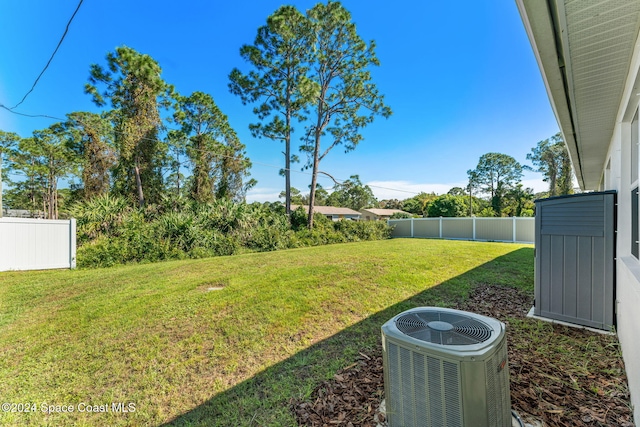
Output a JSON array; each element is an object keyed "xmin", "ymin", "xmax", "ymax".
[
  {"xmin": 388, "ymin": 217, "xmax": 535, "ymax": 244},
  {"xmin": 0, "ymin": 218, "xmax": 76, "ymax": 272}
]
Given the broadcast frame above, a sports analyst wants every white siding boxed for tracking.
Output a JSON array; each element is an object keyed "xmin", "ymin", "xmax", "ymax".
[
  {"xmin": 617, "ymin": 258, "xmax": 640, "ymax": 417},
  {"xmin": 601, "ymin": 38, "xmax": 640, "ymax": 420}
]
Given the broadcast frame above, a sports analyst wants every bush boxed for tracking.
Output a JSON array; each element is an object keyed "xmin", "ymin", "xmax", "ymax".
[
  {"xmin": 154, "ymin": 211, "xmax": 199, "ymax": 252},
  {"xmin": 390, "ymin": 212, "xmax": 412, "ymax": 219},
  {"xmin": 70, "ymin": 194, "xmax": 132, "ymax": 243},
  {"xmin": 74, "ymin": 198, "xmax": 392, "ymax": 268}
]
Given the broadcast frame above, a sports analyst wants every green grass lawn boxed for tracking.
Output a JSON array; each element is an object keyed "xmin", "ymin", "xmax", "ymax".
[{"xmin": 0, "ymin": 239, "xmax": 533, "ymax": 426}]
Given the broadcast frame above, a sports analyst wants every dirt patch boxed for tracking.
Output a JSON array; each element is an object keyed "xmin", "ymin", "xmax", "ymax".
[
  {"xmin": 291, "ymin": 284, "xmax": 634, "ymax": 427},
  {"xmin": 196, "ymin": 283, "xmax": 225, "ymax": 292}
]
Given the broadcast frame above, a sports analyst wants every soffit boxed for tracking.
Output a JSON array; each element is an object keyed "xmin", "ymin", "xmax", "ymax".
[
  {"xmin": 561, "ymin": 0, "xmax": 640, "ymax": 189},
  {"xmin": 517, "ymin": 0, "xmax": 640, "ymax": 190}
]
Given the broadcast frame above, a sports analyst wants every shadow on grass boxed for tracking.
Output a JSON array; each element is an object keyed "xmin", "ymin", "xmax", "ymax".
[{"xmin": 162, "ymin": 247, "xmax": 534, "ymax": 427}]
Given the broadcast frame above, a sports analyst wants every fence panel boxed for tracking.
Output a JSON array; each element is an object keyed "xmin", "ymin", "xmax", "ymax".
[
  {"xmin": 388, "ymin": 219, "xmax": 412, "ymax": 237},
  {"xmin": 516, "ymin": 218, "xmax": 535, "ymax": 243},
  {"xmin": 442, "ymin": 218, "xmax": 474, "ymax": 239},
  {"xmin": 388, "ymin": 217, "xmax": 534, "ymax": 243},
  {"xmin": 0, "ymin": 218, "xmax": 76, "ymax": 271},
  {"xmin": 475, "ymin": 218, "xmax": 514, "ymax": 241},
  {"xmin": 413, "ymin": 219, "xmax": 440, "ymax": 238}
]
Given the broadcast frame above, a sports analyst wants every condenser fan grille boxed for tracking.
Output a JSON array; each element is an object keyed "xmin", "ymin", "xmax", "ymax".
[{"xmin": 395, "ymin": 310, "xmax": 493, "ymax": 345}]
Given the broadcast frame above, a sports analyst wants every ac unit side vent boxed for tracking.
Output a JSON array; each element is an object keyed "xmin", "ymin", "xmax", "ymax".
[
  {"xmin": 387, "ymin": 341, "xmax": 463, "ymax": 426},
  {"xmin": 486, "ymin": 334, "xmax": 510, "ymax": 426},
  {"xmin": 443, "ymin": 360, "xmax": 462, "ymax": 425},
  {"xmin": 395, "ymin": 311, "xmax": 493, "ymax": 344}
]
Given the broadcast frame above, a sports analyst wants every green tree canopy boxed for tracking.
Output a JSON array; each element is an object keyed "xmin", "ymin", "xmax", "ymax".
[
  {"xmin": 401, "ymin": 192, "xmax": 437, "ymax": 217},
  {"xmin": 326, "ymin": 175, "xmax": 377, "ymax": 210},
  {"xmin": 379, "ymin": 199, "xmax": 403, "ymax": 209},
  {"xmin": 526, "ymin": 132, "xmax": 573, "ymax": 197},
  {"xmin": 65, "ymin": 112, "xmax": 115, "ymax": 200},
  {"xmin": 468, "ymin": 152, "xmax": 523, "ymax": 216},
  {"xmin": 10, "ymin": 125, "xmax": 77, "ymax": 219},
  {"xmin": 0, "ymin": 131, "xmax": 21, "ymax": 215},
  {"xmin": 426, "ymin": 194, "xmax": 467, "ymax": 217},
  {"xmin": 503, "ymin": 183, "xmax": 535, "ymax": 217},
  {"xmin": 173, "ymin": 91, "xmax": 254, "ymax": 203},
  {"xmin": 85, "ymin": 46, "xmax": 172, "ymax": 207},
  {"xmin": 447, "ymin": 187, "xmax": 466, "ymax": 197}
]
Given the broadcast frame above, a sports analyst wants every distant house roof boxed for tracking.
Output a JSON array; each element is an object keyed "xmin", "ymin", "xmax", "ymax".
[
  {"xmin": 291, "ymin": 205, "xmax": 361, "ymax": 216},
  {"xmin": 360, "ymin": 208, "xmax": 409, "ymax": 216}
]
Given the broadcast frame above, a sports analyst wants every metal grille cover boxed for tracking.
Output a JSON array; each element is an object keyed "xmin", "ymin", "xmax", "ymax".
[{"xmin": 395, "ymin": 310, "xmax": 492, "ymax": 345}]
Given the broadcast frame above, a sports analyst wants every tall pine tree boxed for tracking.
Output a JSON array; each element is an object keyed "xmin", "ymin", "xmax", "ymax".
[
  {"xmin": 85, "ymin": 46, "xmax": 171, "ymax": 207},
  {"xmin": 229, "ymin": 5, "xmax": 313, "ymax": 214},
  {"xmin": 302, "ymin": 2, "xmax": 391, "ymax": 228}
]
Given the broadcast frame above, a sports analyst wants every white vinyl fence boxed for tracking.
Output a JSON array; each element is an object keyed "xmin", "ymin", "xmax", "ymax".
[
  {"xmin": 388, "ymin": 217, "xmax": 535, "ymax": 244},
  {"xmin": 0, "ymin": 217, "xmax": 76, "ymax": 272}
]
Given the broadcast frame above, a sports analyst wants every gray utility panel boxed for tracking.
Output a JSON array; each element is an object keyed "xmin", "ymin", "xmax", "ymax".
[{"xmin": 534, "ymin": 191, "xmax": 616, "ymax": 331}]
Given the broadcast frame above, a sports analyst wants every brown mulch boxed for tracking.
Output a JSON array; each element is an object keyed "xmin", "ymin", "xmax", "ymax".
[{"xmin": 291, "ymin": 284, "xmax": 634, "ymax": 427}]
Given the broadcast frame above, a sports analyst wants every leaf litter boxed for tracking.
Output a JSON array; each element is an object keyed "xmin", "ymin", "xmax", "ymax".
[{"xmin": 291, "ymin": 284, "xmax": 634, "ymax": 427}]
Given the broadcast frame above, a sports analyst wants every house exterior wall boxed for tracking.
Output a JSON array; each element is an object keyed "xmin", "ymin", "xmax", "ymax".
[
  {"xmin": 359, "ymin": 210, "xmax": 379, "ymax": 221},
  {"xmin": 329, "ymin": 214, "xmax": 359, "ymax": 221},
  {"xmin": 617, "ymin": 259, "xmax": 640, "ymax": 416},
  {"xmin": 599, "ymin": 41, "xmax": 640, "ymax": 418},
  {"xmin": 359, "ymin": 208, "xmax": 409, "ymax": 221}
]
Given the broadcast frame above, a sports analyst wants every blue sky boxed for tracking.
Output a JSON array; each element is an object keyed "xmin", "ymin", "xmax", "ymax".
[{"xmin": 0, "ymin": 1, "xmax": 559, "ymax": 202}]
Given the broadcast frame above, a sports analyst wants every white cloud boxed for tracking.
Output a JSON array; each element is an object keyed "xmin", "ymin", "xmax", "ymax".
[
  {"xmin": 245, "ymin": 187, "xmax": 281, "ymax": 203},
  {"xmin": 366, "ymin": 180, "xmax": 466, "ymax": 200},
  {"xmin": 367, "ymin": 178, "xmax": 552, "ymax": 200},
  {"xmin": 520, "ymin": 178, "xmax": 548, "ymax": 194}
]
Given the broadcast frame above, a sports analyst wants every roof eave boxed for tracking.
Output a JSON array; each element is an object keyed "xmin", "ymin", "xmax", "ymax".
[{"xmin": 516, "ymin": 0, "xmax": 587, "ymax": 189}]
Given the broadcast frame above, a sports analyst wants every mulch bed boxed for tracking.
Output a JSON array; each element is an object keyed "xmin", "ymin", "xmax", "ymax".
[{"xmin": 291, "ymin": 284, "xmax": 634, "ymax": 427}]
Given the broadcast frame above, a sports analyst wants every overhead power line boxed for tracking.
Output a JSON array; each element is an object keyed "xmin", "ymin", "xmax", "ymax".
[
  {"xmin": 6, "ymin": 0, "xmax": 84, "ymax": 110},
  {"xmin": 0, "ymin": 104, "xmax": 64, "ymax": 120}
]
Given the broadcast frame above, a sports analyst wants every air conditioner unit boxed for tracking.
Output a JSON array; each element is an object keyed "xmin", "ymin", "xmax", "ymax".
[{"xmin": 381, "ymin": 307, "xmax": 511, "ymax": 427}]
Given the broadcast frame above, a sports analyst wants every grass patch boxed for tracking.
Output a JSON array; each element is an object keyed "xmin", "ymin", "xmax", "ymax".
[{"xmin": 0, "ymin": 239, "xmax": 533, "ymax": 426}]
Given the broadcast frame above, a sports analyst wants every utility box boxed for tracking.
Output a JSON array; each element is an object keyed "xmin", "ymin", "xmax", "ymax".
[{"xmin": 534, "ymin": 191, "xmax": 616, "ymax": 330}]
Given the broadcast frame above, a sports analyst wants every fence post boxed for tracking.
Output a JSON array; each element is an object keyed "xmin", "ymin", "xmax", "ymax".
[
  {"xmin": 472, "ymin": 217, "xmax": 476, "ymax": 241},
  {"xmin": 70, "ymin": 218, "xmax": 77, "ymax": 269},
  {"xmin": 411, "ymin": 218, "xmax": 414, "ymax": 238},
  {"xmin": 439, "ymin": 217, "xmax": 443, "ymax": 238},
  {"xmin": 513, "ymin": 217, "xmax": 517, "ymax": 243}
]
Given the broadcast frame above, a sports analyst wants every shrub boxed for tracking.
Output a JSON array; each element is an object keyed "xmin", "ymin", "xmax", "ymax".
[
  {"xmin": 70, "ymin": 194, "xmax": 132, "ymax": 242},
  {"xmin": 74, "ymin": 198, "xmax": 392, "ymax": 268},
  {"xmin": 154, "ymin": 211, "xmax": 199, "ymax": 252},
  {"xmin": 390, "ymin": 212, "xmax": 412, "ymax": 219}
]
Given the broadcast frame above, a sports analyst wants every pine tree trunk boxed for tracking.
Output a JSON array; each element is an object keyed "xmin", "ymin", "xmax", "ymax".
[
  {"xmin": 53, "ymin": 185, "xmax": 56, "ymax": 220},
  {"xmin": 134, "ymin": 160, "xmax": 145, "ymax": 208},
  {"xmin": 285, "ymin": 109, "xmax": 292, "ymax": 215},
  {"xmin": 308, "ymin": 127, "xmax": 322, "ymax": 229},
  {"xmin": 549, "ymin": 171, "xmax": 558, "ymax": 197}
]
